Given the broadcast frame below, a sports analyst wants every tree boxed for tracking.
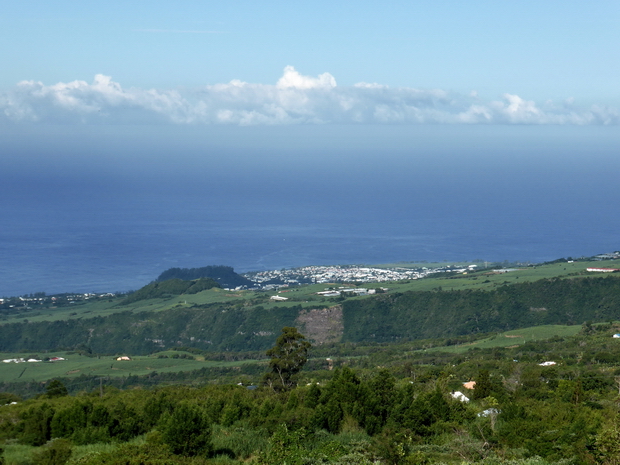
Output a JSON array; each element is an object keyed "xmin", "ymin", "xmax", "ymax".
[
  {"xmin": 45, "ymin": 380, "xmax": 68, "ymax": 398},
  {"xmin": 160, "ymin": 403, "xmax": 212, "ymax": 457},
  {"xmin": 262, "ymin": 327, "xmax": 311, "ymax": 392},
  {"xmin": 596, "ymin": 415, "xmax": 620, "ymax": 465},
  {"xmin": 472, "ymin": 369, "xmax": 492, "ymax": 400},
  {"xmin": 0, "ymin": 393, "xmax": 21, "ymax": 405},
  {"xmin": 21, "ymin": 403, "xmax": 55, "ymax": 446}
]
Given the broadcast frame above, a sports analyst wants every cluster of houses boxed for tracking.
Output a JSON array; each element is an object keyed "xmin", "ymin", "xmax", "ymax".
[
  {"xmin": 595, "ymin": 252, "xmax": 620, "ymax": 260},
  {"xmin": 270, "ymin": 286, "xmax": 389, "ymax": 301},
  {"xmin": 315, "ymin": 287, "xmax": 388, "ymax": 297},
  {"xmin": 1, "ymin": 292, "xmax": 119, "ymax": 310},
  {"xmin": 2, "ymin": 356, "xmax": 65, "ymax": 363},
  {"xmin": 1, "ymin": 355, "xmax": 136, "ymax": 363},
  {"xmin": 245, "ymin": 263, "xmax": 481, "ymax": 288}
]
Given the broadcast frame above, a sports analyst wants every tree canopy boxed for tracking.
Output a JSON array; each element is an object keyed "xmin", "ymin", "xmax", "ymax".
[{"xmin": 263, "ymin": 327, "xmax": 311, "ymax": 391}]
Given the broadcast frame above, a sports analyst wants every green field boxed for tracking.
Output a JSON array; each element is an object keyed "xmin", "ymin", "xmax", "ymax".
[
  {"xmin": 425, "ymin": 324, "xmax": 583, "ymax": 354},
  {"xmin": 0, "ymin": 350, "xmax": 262, "ymax": 384},
  {"xmin": 382, "ymin": 259, "xmax": 620, "ymax": 293},
  {"xmin": 0, "ymin": 323, "xmax": 586, "ymax": 385}
]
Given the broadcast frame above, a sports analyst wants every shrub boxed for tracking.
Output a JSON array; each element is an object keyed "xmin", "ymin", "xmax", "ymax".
[
  {"xmin": 31, "ymin": 439, "xmax": 72, "ymax": 465},
  {"xmin": 160, "ymin": 403, "xmax": 212, "ymax": 457}
]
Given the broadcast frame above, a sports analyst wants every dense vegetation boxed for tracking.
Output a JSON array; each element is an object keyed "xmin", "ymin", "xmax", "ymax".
[
  {"xmin": 0, "ymin": 303, "xmax": 303, "ymax": 354},
  {"xmin": 2, "ymin": 322, "xmax": 620, "ymax": 464},
  {"xmin": 342, "ymin": 275, "xmax": 620, "ymax": 342}
]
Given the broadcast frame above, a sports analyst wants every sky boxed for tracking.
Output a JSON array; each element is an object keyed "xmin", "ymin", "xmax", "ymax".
[
  {"xmin": 1, "ymin": 1, "xmax": 619, "ymax": 128},
  {"xmin": 2, "ymin": 1, "xmax": 620, "ymax": 296}
]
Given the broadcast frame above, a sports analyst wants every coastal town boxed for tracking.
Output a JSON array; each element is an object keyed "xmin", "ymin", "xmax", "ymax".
[
  {"xmin": 2, "ymin": 252, "xmax": 618, "ymax": 306},
  {"xmin": 0, "ymin": 263, "xmax": 483, "ymax": 309},
  {"xmin": 242, "ymin": 263, "xmax": 479, "ymax": 289},
  {"xmin": 0, "ymin": 293, "xmax": 117, "ymax": 309},
  {"xmin": 241, "ymin": 252, "xmax": 618, "ymax": 289}
]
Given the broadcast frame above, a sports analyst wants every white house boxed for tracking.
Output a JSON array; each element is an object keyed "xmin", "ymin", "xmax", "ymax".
[{"xmin": 451, "ymin": 391, "xmax": 470, "ymax": 402}]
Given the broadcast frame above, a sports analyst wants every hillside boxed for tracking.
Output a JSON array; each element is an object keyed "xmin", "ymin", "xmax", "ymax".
[
  {"xmin": 1, "ymin": 321, "xmax": 620, "ymax": 464},
  {"xmin": 1, "ymin": 273, "xmax": 620, "ymax": 355},
  {"xmin": 156, "ymin": 265, "xmax": 254, "ymax": 289},
  {"xmin": 341, "ymin": 275, "xmax": 620, "ymax": 342},
  {"xmin": 121, "ymin": 277, "xmax": 220, "ymax": 304},
  {"xmin": 3, "ymin": 262, "xmax": 620, "ymax": 464}
]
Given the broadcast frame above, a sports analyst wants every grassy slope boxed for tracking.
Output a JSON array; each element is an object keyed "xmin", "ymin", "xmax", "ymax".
[
  {"xmin": 0, "ymin": 323, "xmax": 590, "ymax": 384},
  {"xmin": 426, "ymin": 324, "xmax": 583, "ymax": 353},
  {"xmin": 0, "ymin": 350, "xmax": 260, "ymax": 384},
  {"xmin": 383, "ymin": 259, "xmax": 620, "ymax": 292}
]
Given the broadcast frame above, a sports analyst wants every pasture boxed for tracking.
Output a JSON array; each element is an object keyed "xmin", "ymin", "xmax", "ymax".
[
  {"xmin": 0, "ymin": 350, "xmax": 261, "ymax": 384},
  {"xmin": 426, "ymin": 324, "xmax": 583, "ymax": 353}
]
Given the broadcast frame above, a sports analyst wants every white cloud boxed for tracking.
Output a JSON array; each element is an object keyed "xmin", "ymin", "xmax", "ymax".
[
  {"xmin": 0, "ymin": 66, "xmax": 617, "ymax": 126},
  {"xmin": 276, "ymin": 65, "xmax": 336, "ymax": 89}
]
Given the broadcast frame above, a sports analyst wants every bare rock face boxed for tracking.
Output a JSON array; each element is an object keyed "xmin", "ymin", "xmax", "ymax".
[{"xmin": 295, "ymin": 306, "xmax": 344, "ymax": 344}]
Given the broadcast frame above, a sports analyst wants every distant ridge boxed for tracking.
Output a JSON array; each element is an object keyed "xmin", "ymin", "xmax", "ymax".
[
  {"xmin": 156, "ymin": 265, "xmax": 253, "ymax": 289},
  {"xmin": 121, "ymin": 277, "xmax": 220, "ymax": 304}
]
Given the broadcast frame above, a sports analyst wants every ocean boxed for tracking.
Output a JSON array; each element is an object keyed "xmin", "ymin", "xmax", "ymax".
[{"xmin": 1, "ymin": 124, "xmax": 619, "ymax": 297}]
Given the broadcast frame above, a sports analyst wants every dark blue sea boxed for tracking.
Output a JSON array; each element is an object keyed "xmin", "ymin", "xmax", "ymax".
[{"xmin": 1, "ymin": 124, "xmax": 619, "ymax": 296}]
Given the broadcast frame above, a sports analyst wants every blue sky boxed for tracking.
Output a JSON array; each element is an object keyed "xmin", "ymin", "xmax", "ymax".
[
  {"xmin": 2, "ymin": 1, "xmax": 620, "ymax": 294},
  {"xmin": 1, "ymin": 1, "xmax": 619, "ymax": 127}
]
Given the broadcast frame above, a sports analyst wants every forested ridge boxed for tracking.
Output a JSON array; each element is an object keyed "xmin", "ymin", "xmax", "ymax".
[
  {"xmin": 342, "ymin": 276, "xmax": 620, "ymax": 343},
  {"xmin": 1, "ymin": 276, "xmax": 620, "ymax": 354},
  {"xmin": 0, "ymin": 305, "xmax": 302, "ymax": 354}
]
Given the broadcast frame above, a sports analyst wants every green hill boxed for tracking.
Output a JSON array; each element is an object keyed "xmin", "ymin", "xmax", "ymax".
[
  {"xmin": 121, "ymin": 277, "xmax": 220, "ymax": 304},
  {"xmin": 156, "ymin": 265, "xmax": 253, "ymax": 289}
]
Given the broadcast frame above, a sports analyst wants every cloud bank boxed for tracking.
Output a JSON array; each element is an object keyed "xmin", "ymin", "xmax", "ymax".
[{"xmin": 1, "ymin": 67, "xmax": 617, "ymax": 126}]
